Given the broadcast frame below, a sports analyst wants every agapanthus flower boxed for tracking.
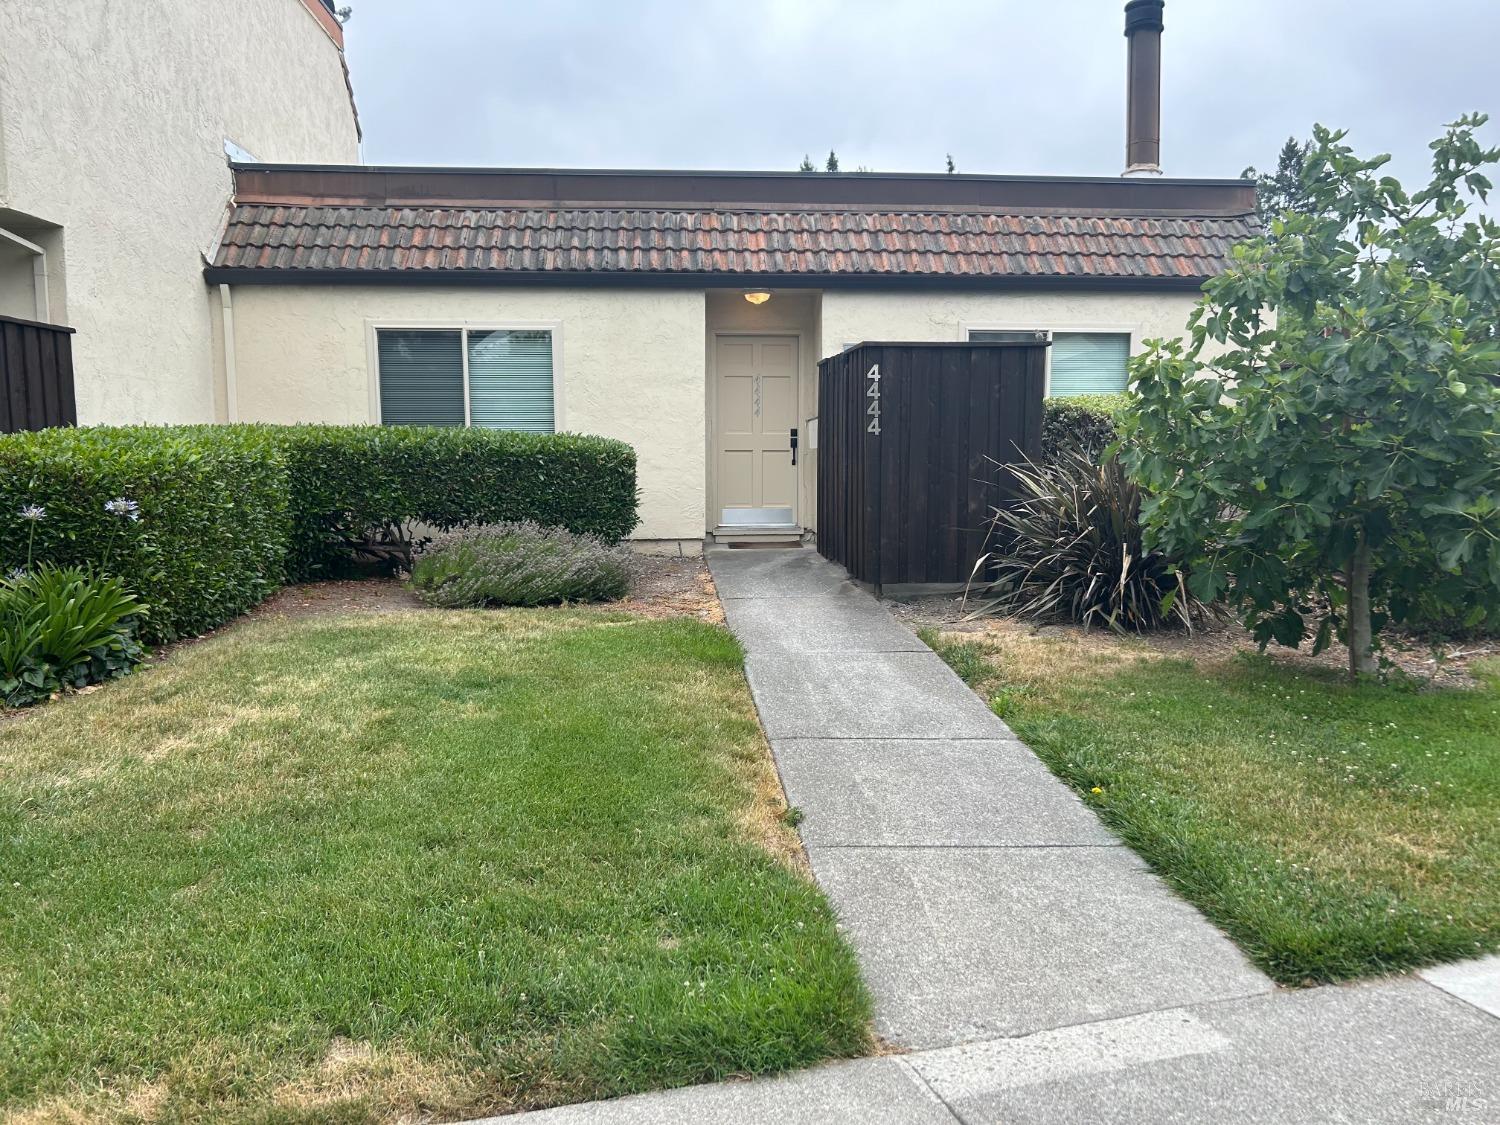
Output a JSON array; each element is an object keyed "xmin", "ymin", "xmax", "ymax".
[
  {"xmin": 18, "ymin": 504, "xmax": 45, "ymax": 521},
  {"xmin": 104, "ymin": 498, "xmax": 141, "ymax": 521}
]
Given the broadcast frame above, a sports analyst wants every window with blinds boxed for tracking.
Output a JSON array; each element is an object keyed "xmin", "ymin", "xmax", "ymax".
[
  {"xmin": 377, "ymin": 330, "xmax": 464, "ymax": 425},
  {"xmin": 968, "ymin": 330, "xmax": 1049, "ymax": 345},
  {"xmin": 968, "ymin": 329, "xmax": 1131, "ymax": 397},
  {"xmin": 1049, "ymin": 333, "xmax": 1130, "ymax": 397},
  {"xmin": 375, "ymin": 327, "xmax": 555, "ymax": 431}
]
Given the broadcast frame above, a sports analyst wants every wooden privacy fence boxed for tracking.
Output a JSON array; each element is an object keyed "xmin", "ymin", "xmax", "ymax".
[
  {"xmin": 0, "ymin": 314, "xmax": 77, "ymax": 432},
  {"xmin": 816, "ymin": 341, "xmax": 1046, "ymax": 592}
]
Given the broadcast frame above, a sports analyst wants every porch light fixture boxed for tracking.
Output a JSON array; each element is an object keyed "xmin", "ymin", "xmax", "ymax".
[{"xmin": 743, "ymin": 290, "xmax": 772, "ymax": 305}]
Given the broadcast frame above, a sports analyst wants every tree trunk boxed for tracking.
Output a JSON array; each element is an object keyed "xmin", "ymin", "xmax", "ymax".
[{"xmin": 1347, "ymin": 532, "xmax": 1376, "ymax": 679}]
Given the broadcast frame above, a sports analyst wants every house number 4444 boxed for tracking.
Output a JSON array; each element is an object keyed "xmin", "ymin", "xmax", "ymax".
[{"xmin": 865, "ymin": 363, "xmax": 881, "ymax": 435}]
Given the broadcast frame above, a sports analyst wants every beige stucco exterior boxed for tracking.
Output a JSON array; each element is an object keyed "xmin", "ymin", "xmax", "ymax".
[
  {"xmin": 222, "ymin": 284, "xmax": 708, "ymax": 541},
  {"xmin": 220, "ymin": 282, "xmax": 1208, "ymax": 543},
  {"xmin": 819, "ymin": 288, "xmax": 1205, "ymax": 367},
  {"xmin": 0, "ymin": 0, "xmax": 359, "ymax": 423}
]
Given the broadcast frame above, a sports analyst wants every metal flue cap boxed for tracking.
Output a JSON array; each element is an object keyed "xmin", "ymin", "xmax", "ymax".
[{"xmin": 1124, "ymin": 0, "xmax": 1165, "ymax": 34}]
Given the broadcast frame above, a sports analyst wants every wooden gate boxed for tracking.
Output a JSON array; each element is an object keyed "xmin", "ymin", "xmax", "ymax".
[
  {"xmin": 0, "ymin": 314, "xmax": 77, "ymax": 432},
  {"xmin": 816, "ymin": 341, "xmax": 1046, "ymax": 592}
]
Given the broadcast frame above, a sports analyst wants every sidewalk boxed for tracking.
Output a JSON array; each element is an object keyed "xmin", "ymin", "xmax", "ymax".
[{"xmin": 493, "ymin": 547, "xmax": 1499, "ymax": 1123}]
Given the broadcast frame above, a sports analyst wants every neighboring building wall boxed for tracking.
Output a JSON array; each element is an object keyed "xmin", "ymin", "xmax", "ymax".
[
  {"xmin": 222, "ymin": 285, "xmax": 708, "ymax": 542},
  {"xmin": 819, "ymin": 288, "xmax": 1203, "ymax": 365},
  {"xmin": 0, "ymin": 0, "xmax": 359, "ymax": 424}
]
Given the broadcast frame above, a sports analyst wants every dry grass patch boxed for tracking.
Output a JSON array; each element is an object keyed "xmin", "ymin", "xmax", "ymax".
[{"xmin": 2, "ymin": 610, "xmax": 870, "ymax": 1124}]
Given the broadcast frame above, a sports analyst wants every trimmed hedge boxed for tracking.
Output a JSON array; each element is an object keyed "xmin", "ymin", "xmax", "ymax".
[
  {"xmin": 267, "ymin": 426, "xmax": 640, "ymax": 580},
  {"xmin": 1041, "ymin": 394, "xmax": 1130, "ymax": 460},
  {"xmin": 0, "ymin": 427, "xmax": 289, "ymax": 642},
  {"xmin": 0, "ymin": 425, "xmax": 641, "ymax": 638}
]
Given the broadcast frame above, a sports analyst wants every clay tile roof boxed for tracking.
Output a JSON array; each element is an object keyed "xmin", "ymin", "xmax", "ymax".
[{"xmin": 208, "ymin": 169, "xmax": 1258, "ymax": 285}]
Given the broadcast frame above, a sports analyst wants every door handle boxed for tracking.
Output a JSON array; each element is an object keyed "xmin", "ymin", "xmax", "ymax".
[{"xmin": 790, "ymin": 427, "xmax": 799, "ymax": 466}]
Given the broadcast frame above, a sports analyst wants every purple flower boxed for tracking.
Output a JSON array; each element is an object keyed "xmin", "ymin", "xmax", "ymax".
[
  {"xmin": 104, "ymin": 498, "xmax": 141, "ymax": 521},
  {"xmin": 18, "ymin": 504, "xmax": 45, "ymax": 521}
]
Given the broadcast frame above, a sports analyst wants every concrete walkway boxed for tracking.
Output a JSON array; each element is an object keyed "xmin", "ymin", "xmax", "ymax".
[{"xmin": 495, "ymin": 547, "xmax": 1499, "ymax": 1123}]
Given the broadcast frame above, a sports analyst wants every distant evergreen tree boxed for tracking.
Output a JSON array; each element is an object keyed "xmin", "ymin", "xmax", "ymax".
[
  {"xmin": 1242, "ymin": 137, "xmax": 1316, "ymax": 223},
  {"xmin": 946, "ymin": 153, "xmax": 956, "ymax": 174},
  {"xmin": 797, "ymin": 150, "xmax": 870, "ymax": 173}
]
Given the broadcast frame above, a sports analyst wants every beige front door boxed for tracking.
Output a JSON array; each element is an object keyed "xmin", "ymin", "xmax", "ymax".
[{"xmin": 714, "ymin": 334, "xmax": 799, "ymax": 528}]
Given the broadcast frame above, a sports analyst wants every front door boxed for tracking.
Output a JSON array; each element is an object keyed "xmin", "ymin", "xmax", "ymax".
[{"xmin": 714, "ymin": 335, "xmax": 799, "ymax": 528}]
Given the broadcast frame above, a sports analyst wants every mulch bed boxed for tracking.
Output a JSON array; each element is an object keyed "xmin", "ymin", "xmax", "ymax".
[{"xmin": 887, "ymin": 592, "xmax": 1496, "ymax": 689}]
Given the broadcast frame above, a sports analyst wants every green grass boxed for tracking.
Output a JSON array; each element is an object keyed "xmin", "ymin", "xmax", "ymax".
[
  {"xmin": 922, "ymin": 626, "xmax": 1500, "ymax": 985},
  {"xmin": 1, "ymin": 610, "xmax": 871, "ymax": 1123}
]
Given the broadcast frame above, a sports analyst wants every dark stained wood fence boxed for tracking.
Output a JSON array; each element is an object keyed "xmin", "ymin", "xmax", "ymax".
[
  {"xmin": 816, "ymin": 341, "xmax": 1046, "ymax": 592},
  {"xmin": 0, "ymin": 314, "xmax": 77, "ymax": 432}
]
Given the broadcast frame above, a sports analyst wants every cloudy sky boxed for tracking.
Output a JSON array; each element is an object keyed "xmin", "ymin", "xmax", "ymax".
[{"xmin": 342, "ymin": 0, "xmax": 1499, "ymax": 188}]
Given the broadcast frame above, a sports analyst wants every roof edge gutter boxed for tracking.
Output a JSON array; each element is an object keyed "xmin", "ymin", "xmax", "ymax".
[{"xmin": 200, "ymin": 266, "xmax": 1215, "ymax": 293}]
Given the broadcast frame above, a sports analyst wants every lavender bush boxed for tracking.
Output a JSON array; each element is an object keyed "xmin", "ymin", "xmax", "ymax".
[{"xmin": 410, "ymin": 521, "xmax": 632, "ymax": 608}]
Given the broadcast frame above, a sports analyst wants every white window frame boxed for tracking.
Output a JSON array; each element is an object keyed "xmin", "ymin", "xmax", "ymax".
[
  {"xmin": 365, "ymin": 319, "xmax": 565, "ymax": 430},
  {"xmin": 960, "ymin": 321, "xmax": 1140, "ymax": 397}
]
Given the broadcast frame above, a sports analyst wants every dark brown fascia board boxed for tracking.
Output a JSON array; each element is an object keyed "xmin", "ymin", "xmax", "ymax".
[
  {"xmin": 200, "ymin": 267, "xmax": 1213, "ymax": 293},
  {"xmin": 229, "ymin": 163, "xmax": 1257, "ymax": 217}
]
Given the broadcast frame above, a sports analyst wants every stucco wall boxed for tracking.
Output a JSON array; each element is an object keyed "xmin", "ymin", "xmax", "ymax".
[
  {"xmin": 225, "ymin": 285, "xmax": 708, "ymax": 541},
  {"xmin": 819, "ymin": 290, "xmax": 1205, "ymax": 367},
  {"xmin": 0, "ymin": 0, "xmax": 359, "ymax": 424}
]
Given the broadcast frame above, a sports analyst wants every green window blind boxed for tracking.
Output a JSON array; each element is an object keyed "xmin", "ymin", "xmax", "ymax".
[
  {"xmin": 969, "ymin": 330, "xmax": 1049, "ymax": 344},
  {"xmin": 377, "ymin": 329, "xmax": 464, "ymax": 425},
  {"xmin": 467, "ymin": 329, "xmax": 555, "ymax": 432},
  {"xmin": 1050, "ymin": 333, "xmax": 1130, "ymax": 397}
]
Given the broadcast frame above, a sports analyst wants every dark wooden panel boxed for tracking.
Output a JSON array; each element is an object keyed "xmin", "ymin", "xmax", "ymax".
[
  {"xmin": 0, "ymin": 314, "xmax": 78, "ymax": 432},
  {"xmin": 4, "ymin": 322, "xmax": 27, "ymax": 430},
  {"xmin": 0, "ymin": 324, "xmax": 12, "ymax": 433},
  {"xmin": 816, "ymin": 341, "xmax": 1046, "ymax": 590}
]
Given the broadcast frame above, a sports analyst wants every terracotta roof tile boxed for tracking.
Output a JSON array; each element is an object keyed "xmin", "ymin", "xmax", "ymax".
[{"xmin": 211, "ymin": 204, "xmax": 1255, "ymax": 281}]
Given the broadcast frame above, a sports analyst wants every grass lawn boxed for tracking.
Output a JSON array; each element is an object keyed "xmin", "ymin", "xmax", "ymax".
[
  {"xmin": 923, "ymin": 625, "xmax": 1500, "ymax": 985},
  {"xmin": 1, "ymin": 609, "xmax": 871, "ymax": 1124}
]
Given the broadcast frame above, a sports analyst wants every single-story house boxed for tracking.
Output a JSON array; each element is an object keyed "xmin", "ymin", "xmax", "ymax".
[
  {"xmin": 7, "ymin": 0, "xmax": 1251, "ymax": 550},
  {"xmin": 203, "ymin": 163, "xmax": 1255, "ymax": 549},
  {"xmin": 193, "ymin": 0, "xmax": 1253, "ymax": 550}
]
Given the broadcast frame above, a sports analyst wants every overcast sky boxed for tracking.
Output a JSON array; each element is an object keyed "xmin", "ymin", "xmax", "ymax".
[{"xmin": 342, "ymin": 0, "xmax": 1499, "ymax": 188}]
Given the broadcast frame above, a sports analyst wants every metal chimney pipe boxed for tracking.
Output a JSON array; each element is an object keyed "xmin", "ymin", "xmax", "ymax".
[{"xmin": 1123, "ymin": 0, "xmax": 1164, "ymax": 176}]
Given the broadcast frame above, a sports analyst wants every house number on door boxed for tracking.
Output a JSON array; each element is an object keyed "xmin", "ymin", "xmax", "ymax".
[{"xmin": 865, "ymin": 363, "xmax": 881, "ymax": 435}]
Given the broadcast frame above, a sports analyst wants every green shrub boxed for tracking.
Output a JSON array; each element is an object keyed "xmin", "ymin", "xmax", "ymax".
[
  {"xmin": 1385, "ymin": 544, "xmax": 1500, "ymax": 639},
  {"xmin": 263, "ymin": 426, "xmax": 640, "ymax": 580},
  {"xmin": 0, "ymin": 425, "xmax": 639, "ymax": 639},
  {"xmin": 969, "ymin": 442, "xmax": 1214, "ymax": 632},
  {"xmin": 0, "ymin": 427, "xmax": 289, "ymax": 642},
  {"xmin": 411, "ymin": 521, "xmax": 632, "ymax": 608},
  {"xmin": 1041, "ymin": 394, "xmax": 1129, "ymax": 460},
  {"xmin": 0, "ymin": 564, "xmax": 146, "ymax": 707}
]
